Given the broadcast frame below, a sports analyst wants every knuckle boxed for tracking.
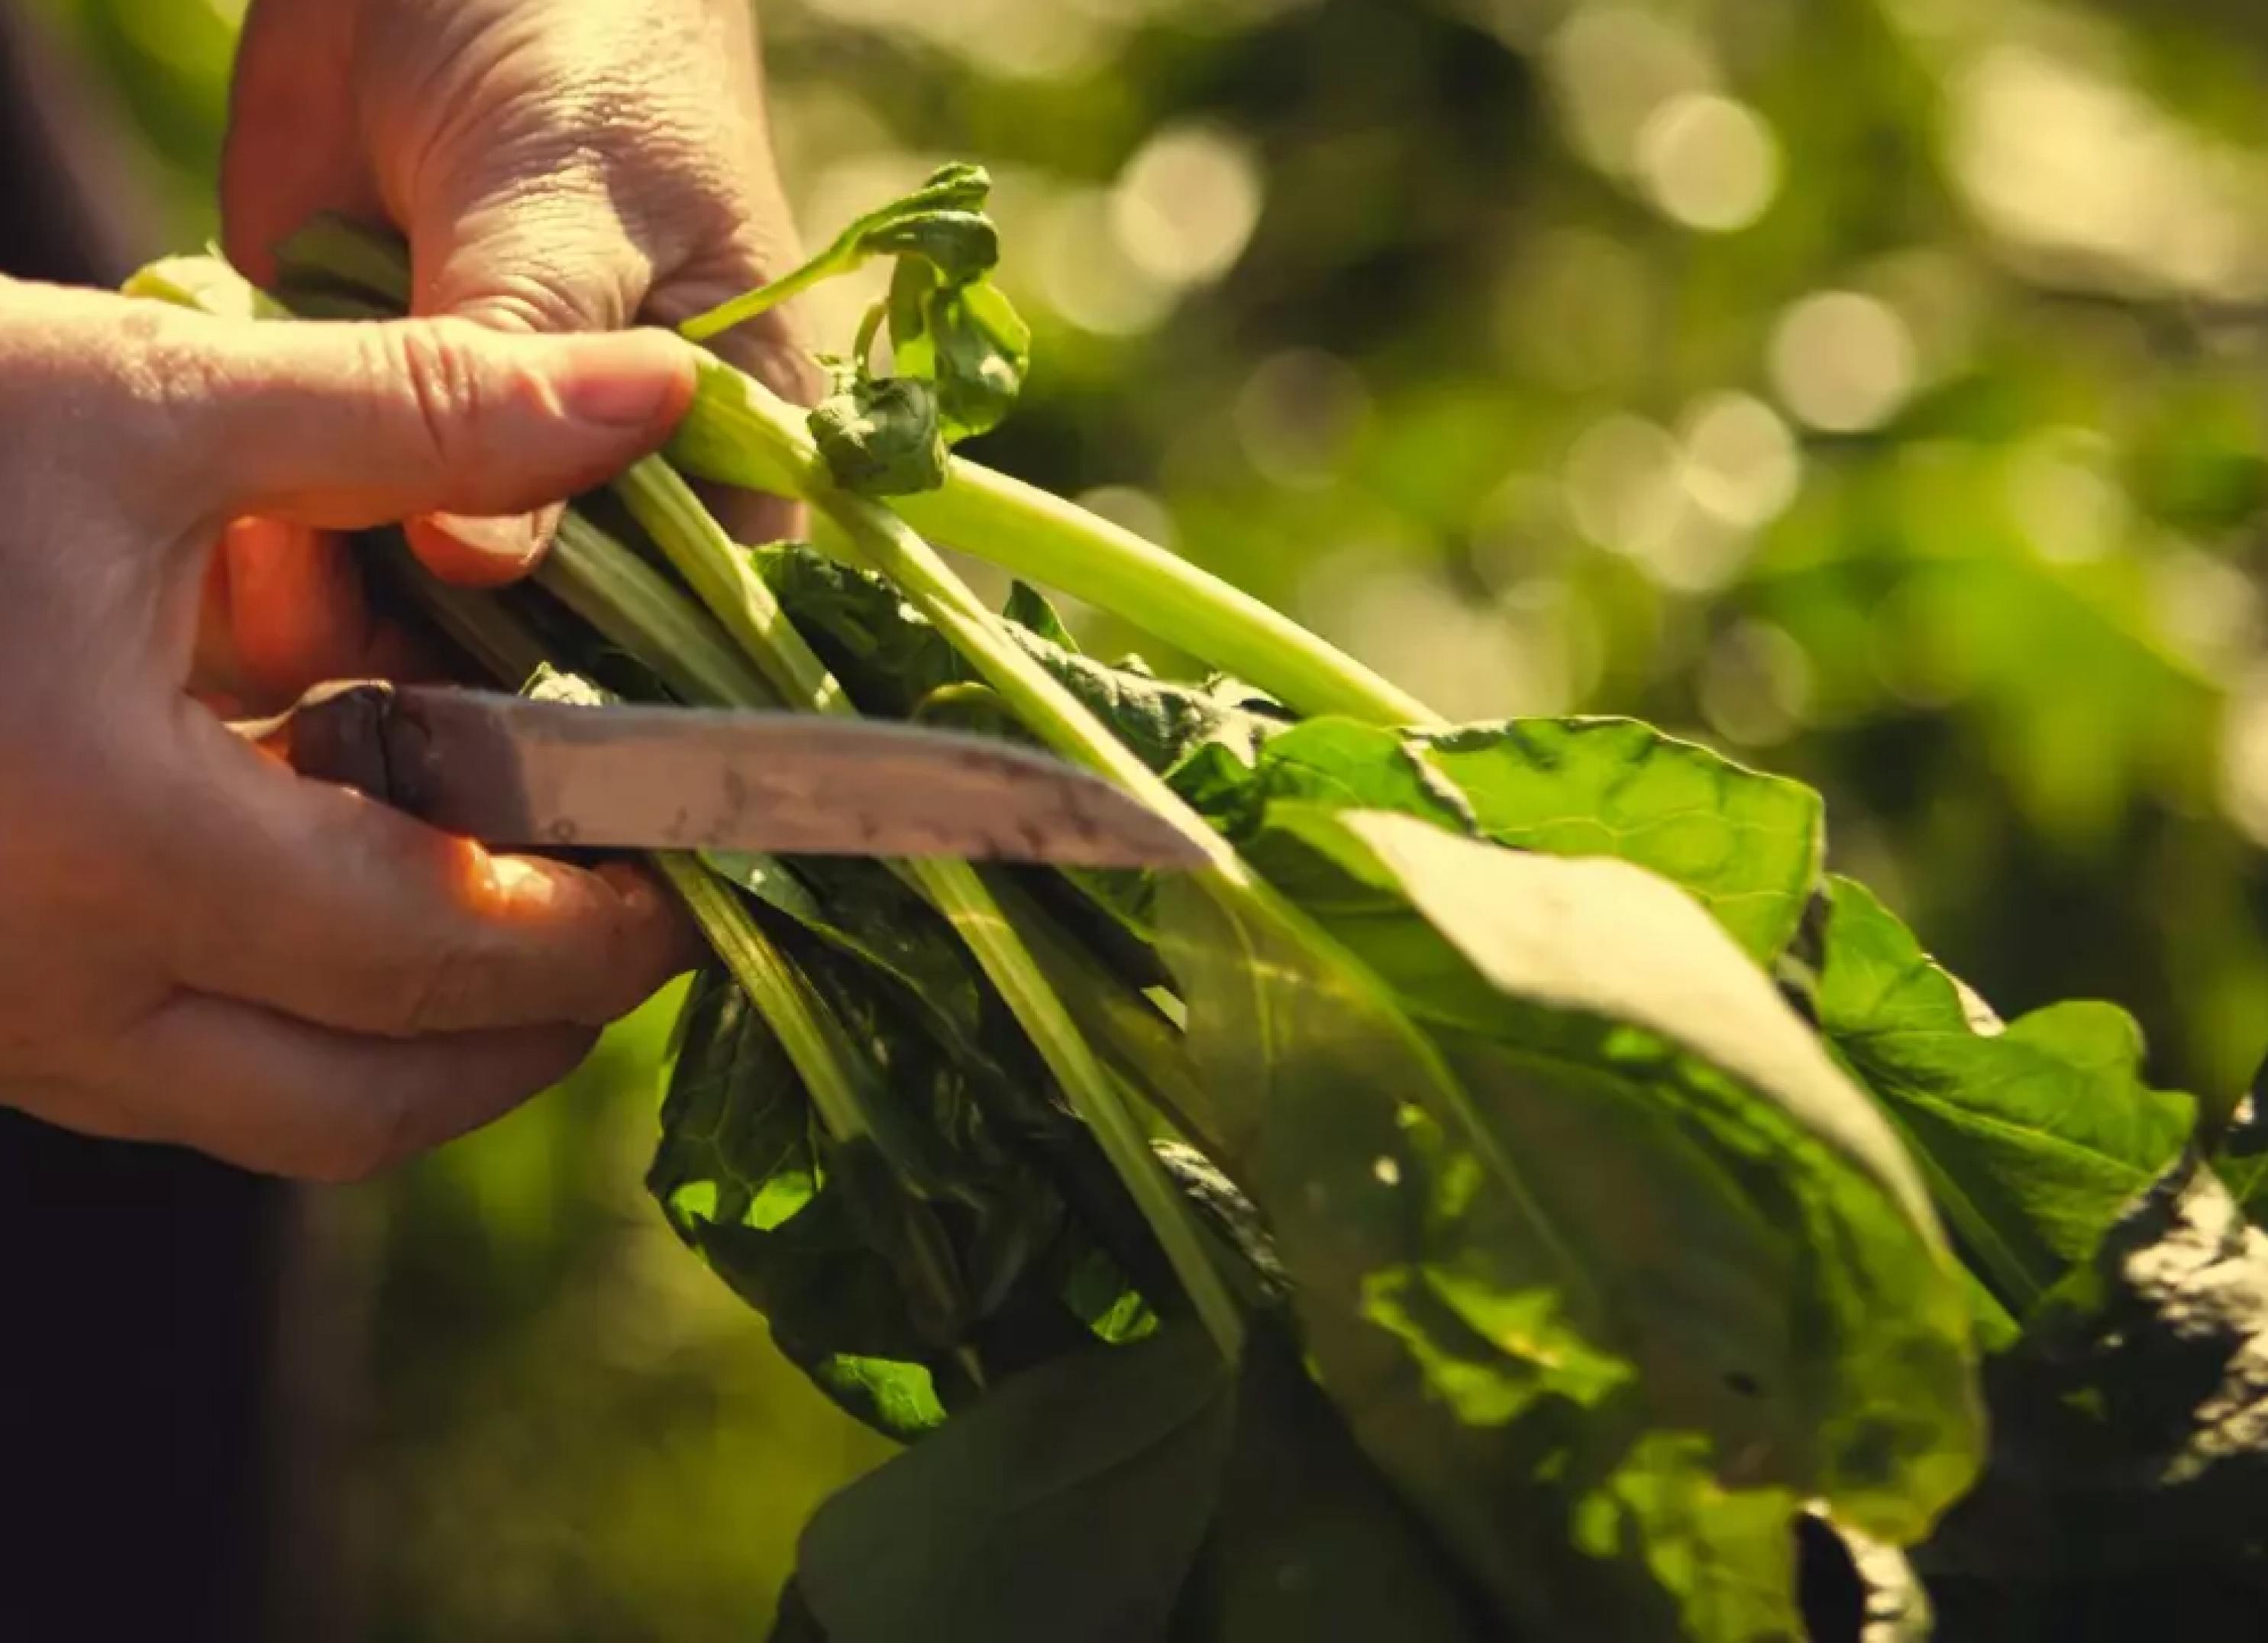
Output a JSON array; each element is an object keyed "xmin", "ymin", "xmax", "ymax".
[
  {"xmin": 367, "ymin": 319, "xmax": 488, "ymax": 467},
  {"xmin": 451, "ymin": 264, "xmax": 625, "ymax": 335}
]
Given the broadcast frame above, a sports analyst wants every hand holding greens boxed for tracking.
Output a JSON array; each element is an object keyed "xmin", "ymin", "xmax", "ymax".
[{"xmin": 128, "ymin": 163, "xmax": 2268, "ymax": 1641}]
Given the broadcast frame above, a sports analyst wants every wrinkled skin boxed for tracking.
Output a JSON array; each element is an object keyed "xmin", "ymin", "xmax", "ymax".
[
  {"xmin": 212, "ymin": 0, "xmax": 814, "ymax": 702},
  {"xmin": 0, "ymin": 283, "xmax": 705, "ymax": 1177},
  {"xmin": 0, "ymin": 0, "xmax": 812, "ymax": 1179}
]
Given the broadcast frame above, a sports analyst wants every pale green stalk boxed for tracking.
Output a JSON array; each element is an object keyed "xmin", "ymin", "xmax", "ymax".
[
  {"xmin": 657, "ymin": 855, "xmax": 874, "ymax": 1147},
  {"xmin": 369, "ymin": 535, "xmax": 551, "ymax": 687},
  {"xmin": 678, "ymin": 261, "xmax": 842, "ymax": 343},
  {"xmin": 611, "ymin": 458, "xmax": 851, "ymax": 713},
  {"xmin": 669, "ymin": 361, "xmax": 1442, "ymax": 727},
  {"xmin": 541, "ymin": 512, "xmax": 780, "ymax": 709},
  {"xmin": 622, "ymin": 467, "xmax": 1249, "ymax": 1360}
]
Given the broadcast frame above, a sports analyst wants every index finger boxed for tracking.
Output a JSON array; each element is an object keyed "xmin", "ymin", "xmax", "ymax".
[{"xmin": 141, "ymin": 704, "xmax": 699, "ymax": 1040}]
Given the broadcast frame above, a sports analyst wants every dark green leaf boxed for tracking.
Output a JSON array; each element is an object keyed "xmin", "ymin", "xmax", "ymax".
[
  {"xmin": 893, "ymin": 267, "xmax": 1032, "ymax": 442},
  {"xmin": 793, "ymin": 1329, "xmax": 1235, "ymax": 1643},
  {"xmin": 1003, "ymin": 580, "xmax": 1080, "ymax": 651},
  {"xmin": 1168, "ymin": 1327, "xmax": 1487, "ymax": 1641},
  {"xmin": 1175, "ymin": 717, "xmax": 1473, "ymax": 844},
  {"xmin": 1167, "ymin": 716, "xmax": 1825, "ymax": 971},
  {"xmin": 753, "ymin": 542, "xmax": 970, "ymax": 715},
  {"xmin": 1817, "ymin": 877, "xmax": 2195, "ymax": 1317},
  {"xmin": 867, "ymin": 209, "xmax": 999, "ymax": 283},
  {"xmin": 811, "ymin": 376, "xmax": 950, "ymax": 496},
  {"xmin": 651, "ymin": 970, "xmax": 955, "ymax": 1441}
]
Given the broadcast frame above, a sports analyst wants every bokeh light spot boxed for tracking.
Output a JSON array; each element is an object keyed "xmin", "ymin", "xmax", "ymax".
[
  {"xmin": 2005, "ymin": 429, "xmax": 2128, "ymax": 565},
  {"xmin": 1769, "ymin": 291, "xmax": 1918, "ymax": 433},
  {"xmin": 1111, "ymin": 124, "xmax": 1266, "ymax": 289},
  {"xmin": 1636, "ymin": 93, "xmax": 1782, "ymax": 233},
  {"xmin": 1548, "ymin": 4, "xmax": 1717, "ymax": 175},
  {"xmin": 1036, "ymin": 189, "xmax": 1177, "ymax": 336},
  {"xmin": 1681, "ymin": 393, "xmax": 1801, "ymax": 529},
  {"xmin": 1699, "ymin": 622, "xmax": 1814, "ymax": 747},
  {"xmin": 1234, "ymin": 350, "xmax": 1373, "ymax": 489}
]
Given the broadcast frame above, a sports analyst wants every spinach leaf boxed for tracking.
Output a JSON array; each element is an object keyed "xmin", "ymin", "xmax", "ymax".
[
  {"xmin": 890, "ymin": 257, "xmax": 1032, "ymax": 443},
  {"xmin": 680, "ymin": 163, "xmax": 998, "ymax": 341},
  {"xmin": 1171, "ymin": 716, "xmax": 1825, "ymax": 972},
  {"xmin": 1416, "ymin": 719, "xmax": 1825, "ymax": 968},
  {"xmin": 1168, "ymin": 1327, "xmax": 1488, "ymax": 1641},
  {"xmin": 1003, "ymin": 581, "xmax": 1080, "ymax": 651},
  {"xmin": 752, "ymin": 543, "xmax": 970, "ymax": 715},
  {"xmin": 1158, "ymin": 813, "xmax": 1978, "ymax": 1638},
  {"xmin": 1174, "ymin": 718, "xmax": 1474, "ymax": 843},
  {"xmin": 1817, "ymin": 877, "xmax": 2195, "ymax": 1318},
  {"xmin": 703, "ymin": 851, "xmax": 1055, "ymax": 1130},
  {"xmin": 791, "ymin": 1329, "xmax": 1236, "ymax": 1642},
  {"xmin": 809, "ymin": 374, "xmax": 950, "ymax": 498},
  {"xmin": 753, "ymin": 541, "xmax": 1291, "ymax": 774},
  {"xmin": 649, "ymin": 967, "xmax": 953, "ymax": 1441},
  {"xmin": 1280, "ymin": 812, "xmax": 1977, "ymax": 1528}
]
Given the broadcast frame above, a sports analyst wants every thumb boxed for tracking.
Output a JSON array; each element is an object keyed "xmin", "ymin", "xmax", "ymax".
[
  {"xmin": 165, "ymin": 311, "xmax": 695, "ymax": 535},
  {"xmin": 403, "ymin": 196, "xmax": 660, "ymax": 584}
]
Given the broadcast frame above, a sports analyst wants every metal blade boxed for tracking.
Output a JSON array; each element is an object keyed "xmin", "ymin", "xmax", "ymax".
[{"xmin": 270, "ymin": 683, "xmax": 1207, "ymax": 870}]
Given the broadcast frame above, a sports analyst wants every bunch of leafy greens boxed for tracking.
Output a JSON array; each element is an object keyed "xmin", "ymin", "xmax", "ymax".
[{"xmin": 123, "ymin": 163, "xmax": 2268, "ymax": 1641}]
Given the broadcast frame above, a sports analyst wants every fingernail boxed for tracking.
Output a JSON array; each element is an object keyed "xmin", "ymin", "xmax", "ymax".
[
  {"xmin": 425, "ymin": 511, "xmax": 541, "ymax": 563},
  {"xmin": 552, "ymin": 328, "xmax": 696, "ymax": 430}
]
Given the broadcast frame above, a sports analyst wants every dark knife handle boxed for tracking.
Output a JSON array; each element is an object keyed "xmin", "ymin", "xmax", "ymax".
[{"xmin": 234, "ymin": 681, "xmax": 436, "ymax": 817}]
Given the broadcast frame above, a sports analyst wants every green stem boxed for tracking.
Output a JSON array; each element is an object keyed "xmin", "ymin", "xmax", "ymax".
[
  {"xmin": 273, "ymin": 212, "xmax": 414, "ymax": 307},
  {"xmin": 367, "ymin": 534, "xmax": 549, "ymax": 687},
  {"xmin": 541, "ymin": 512, "xmax": 780, "ymax": 709},
  {"xmin": 627, "ymin": 464, "xmax": 1248, "ymax": 1360},
  {"xmin": 678, "ymin": 258, "xmax": 845, "ymax": 343},
  {"xmin": 902, "ymin": 465, "xmax": 1439, "ymax": 726},
  {"xmin": 852, "ymin": 299, "xmax": 889, "ymax": 374},
  {"xmin": 668, "ymin": 360, "xmax": 1441, "ymax": 726},
  {"xmin": 657, "ymin": 855, "xmax": 874, "ymax": 1147},
  {"xmin": 610, "ymin": 458, "xmax": 850, "ymax": 713},
  {"xmin": 913, "ymin": 859, "xmax": 1247, "ymax": 1357}
]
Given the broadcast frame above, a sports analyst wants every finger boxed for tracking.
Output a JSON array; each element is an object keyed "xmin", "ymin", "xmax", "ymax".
[
  {"xmin": 218, "ymin": 0, "xmax": 376, "ymax": 286},
  {"xmin": 224, "ymin": 517, "xmax": 373, "ymax": 700},
  {"xmin": 142, "ymin": 707, "xmax": 696, "ymax": 1039},
  {"xmin": 402, "ymin": 504, "xmax": 563, "ymax": 588},
  {"xmin": 402, "ymin": 182, "xmax": 661, "ymax": 577},
  {"xmin": 112, "ymin": 991, "xmax": 594, "ymax": 1182},
  {"xmin": 129, "ymin": 306, "xmax": 696, "ymax": 539},
  {"xmin": 221, "ymin": 519, "xmax": 448, "ymax": 705}
]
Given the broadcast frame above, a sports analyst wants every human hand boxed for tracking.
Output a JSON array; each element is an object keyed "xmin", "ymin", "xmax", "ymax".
[
  {"xmin": 225, "ymin": 0, "xmax": 808, "ymax": 556},
  {"xmin": 0, "ymin": 277, "xmax": 701, "ymax": 1179}
]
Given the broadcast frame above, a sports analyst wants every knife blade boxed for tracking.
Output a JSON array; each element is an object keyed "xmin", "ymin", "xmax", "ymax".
[{"xmin": 245, "ymin": 681, "xmax": 1207, "ymax": 871}]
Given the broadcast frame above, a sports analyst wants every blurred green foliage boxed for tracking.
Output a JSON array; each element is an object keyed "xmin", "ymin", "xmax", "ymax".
[{"xmin": 40, "ymin": 0, "xmax": 2268, "ymax": 1631}]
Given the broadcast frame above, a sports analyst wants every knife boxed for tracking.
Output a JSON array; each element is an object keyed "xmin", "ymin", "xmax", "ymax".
[{"xmin": 240, "ymin": 681, "xmax": 1206, "ymax": 871}]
